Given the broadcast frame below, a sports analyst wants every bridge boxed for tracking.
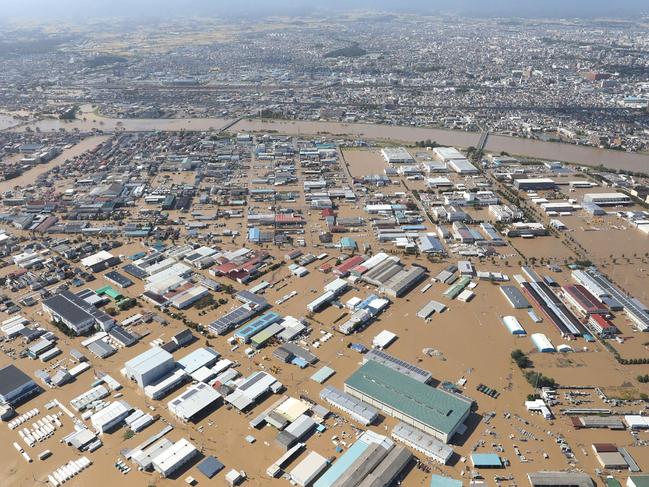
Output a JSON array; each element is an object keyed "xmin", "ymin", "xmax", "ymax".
[
  {"xmin": 477, "ymin": 130, "xmax": 489, "ymax": 151},
  {"xmin": 218, "ymin": 116, "xmax": 246, "ymax": 133}
]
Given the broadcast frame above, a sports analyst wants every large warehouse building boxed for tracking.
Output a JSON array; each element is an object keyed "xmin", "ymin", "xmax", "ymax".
[
  {"xmin": 42, "ymin": 290, "xmax": 115, "ymax": 335},
  {"xmin": 168, "ymin": 382, "xmax": 222, "ymax": 422},
  {"xmin": 0, "ymin": 364, "xmax": 40, "ymax": 406},
  {"xmin": 380, "ymin": 147, "xmax": 415, "ymax": 164},
  {"xmin": 583, "ymin": 192, "xmax": 632, "ymax": 206},
  {"xmin": 124, "ymin": 347, "xmax": 175, "ymax": 388},
  {"xmin": 151, "ymin": 437, "xmax": 198, "ymax": 478},
  {"xmin": 513, "ymin": 178, "xmax": 556, "ymax": 191},
  {"xmin": 528, "ymin": 471, "xmax": 594, "ymax": 487},
  {"xmin": 344, "ymin": 361, "xmax": 471, "ymax": 443}
]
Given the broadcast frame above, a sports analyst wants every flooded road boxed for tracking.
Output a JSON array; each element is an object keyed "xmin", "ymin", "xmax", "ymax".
[
  {"xmin": 0, "ymin": 114, "xmax": 19, "ymax": 130},
  {"xmin": 7, "ymin": 113, "xmax": 649, "ymax": 172},
  {"xmin": 0, "ymin": 135, "xmax": 111, "ymax": 191}
]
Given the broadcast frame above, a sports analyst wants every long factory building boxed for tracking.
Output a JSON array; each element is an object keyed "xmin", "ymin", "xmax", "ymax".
[
  {"xmin": 344, "ymin": 360, "xmax": 471, "ymax": 443},
  {"xmin": 312, "ymin": 431, "xmax": 412, "ymax": 487},
  {"xmin": 573, "ymin": 268, "xmax": 649, "ymax": 332},
  {"xmin": 520, "ymin": 267, "xmax": 586, "ymax": 338}
]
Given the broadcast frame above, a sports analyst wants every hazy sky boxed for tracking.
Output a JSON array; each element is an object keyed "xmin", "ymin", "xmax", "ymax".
[{"xmin": 1, "ymin": 0, "xmax": 647, "ymax": 19}]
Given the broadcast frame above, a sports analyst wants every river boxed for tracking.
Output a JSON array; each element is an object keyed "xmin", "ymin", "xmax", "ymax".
[
  {"xmin": 6, "ymin": 115, "xmax": 649, "ymax": 173},
  {"xmin": 233, "ymin": 119, "xmax": 649, "ymax": 173},
  {"xmin": 10, "ymin": 117, "xmax": 231, "ymax": 133}
]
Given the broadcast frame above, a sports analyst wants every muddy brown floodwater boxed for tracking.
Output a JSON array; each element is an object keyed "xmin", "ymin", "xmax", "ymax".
[
  {"xmin": 8, "ymin": 114, "xmax": 649, "ymax": 173},
  {"xmin": 0, "ymin": 136, "xmax": 111, "ymax": 192},
  {"xmin": 233, "ymin": 119, "xmax": 649, "ymax": 173},
  {"xmin": 0, "ymin": 114, "xmax": 19, "ymax": 130}
]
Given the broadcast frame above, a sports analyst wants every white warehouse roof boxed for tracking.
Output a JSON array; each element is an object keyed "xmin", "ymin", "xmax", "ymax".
[
  {"xmin": 531, "ymin": 333, "xmax": 555, "ymax": 353},
  {"xmin": 90, "ymin": 400, "xmax": 131, "ymax": 432},
  {"xmin": 81, "ymin": 250, "xmax": 115, "ymax": 268},
  {"xmin": 290, "ymin": 451, "xmax": 329, "ymax": 487},
  {"xmin": 124, "ymin": 346, "xmax": 173, "ymax": 377},
  {"xmin": 151, "ymin": 438, "xmax": 197, "ymax": 477},
  {"xmin": 502, "ymin": 316, "xmax": 526, "ymax": 335},
  {"xmin": 372, "ymin": 330, "xmax": 397, "ymax": 349},
  {"xmin": 168, "ymin": 382, "xmax": 222, "ymax": 421}
]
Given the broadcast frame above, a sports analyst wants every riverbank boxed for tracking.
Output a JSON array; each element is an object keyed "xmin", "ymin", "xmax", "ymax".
[{"xmin": 5, "ymin": 112, "xmax": 649, "ymax": 173}]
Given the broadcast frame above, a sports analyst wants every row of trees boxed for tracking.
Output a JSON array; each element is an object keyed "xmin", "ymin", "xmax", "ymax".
[
  {"xmin": 511, "ymin": 349, "xmax": 532, "ymax": 368},
  {"xmin": 414, "ymin": 139, "xmax": 440, "ymax": 148},
  {"xmin": 511, "ymin": 349, "xmax": 558, "ymax": 389}
]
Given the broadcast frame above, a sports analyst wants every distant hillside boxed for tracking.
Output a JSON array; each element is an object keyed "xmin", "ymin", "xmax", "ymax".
[{"xmin": 324, "ymin": 45, "xmax": 367, "ymax": 58}]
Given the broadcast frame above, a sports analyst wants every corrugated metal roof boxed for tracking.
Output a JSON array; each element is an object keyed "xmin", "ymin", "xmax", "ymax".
[
  {"xmin": 344, "ymin": 361, "xmax": 470, "ymax": 435},
  {"xmin": 471, "ymin": 453, "xmax": 502, "ymax": 467}
]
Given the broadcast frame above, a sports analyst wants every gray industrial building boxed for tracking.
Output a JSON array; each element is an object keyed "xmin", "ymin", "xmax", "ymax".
[
  {"xmin": 500, "ymin": 285, "xmax": 531, "ymax": 309},
  {"xmin": 417, "ymin": 300, "xmax": 447, "ymax": 320},
  {"xmin": 527, "ymin": 472, "xmax": 594, "ymax": 487},
  {"xmin": 0, "ymin": 365, "xmax": 40, "ymax": 406},
  {"xmin": 391, "ymin": 422, "xmax": 453, "ymax": 464},
  {"xmin": 379, "ymin": 266, "xmax": 426, "ymax": 298},
  {"xmin": 356, "ymin": 446, "xmax": 412, "ymax": 487},
  {"xmin": 276, "ymin": 414, "xmax": 317, "ymax": 450},
  {"xmin": 319, "ymin": 386, "xmax": 378, "ymax": 425},
  {"xmin": 513, "ymin": 178, "xmax": 556, "ymax": 191},
  {"xmin": 42, "ymin": 290, "xmax": 115, "ymax": 335},
  {"xmin": 330, "ymin": 442, "xmax": 392, "ymax": 487}
]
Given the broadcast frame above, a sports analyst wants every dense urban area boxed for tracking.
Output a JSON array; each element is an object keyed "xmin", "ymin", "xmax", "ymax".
[{"xmin": 0, "ymin": 9, "xmax": 648, "ymax": 487}]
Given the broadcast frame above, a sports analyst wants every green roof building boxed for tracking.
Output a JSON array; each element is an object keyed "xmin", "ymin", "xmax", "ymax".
[
  {"xmin": 628, "ymin": 475, "xmax": 649, "ymax": 487},
  {"xmin": 339, "ymin": 237, "xmax": 357, "ymax": 250},
  {"xmin": 96, "ymin": 285, "xmax": 123, "ymax": 301},
  {"xmin": 344, "ymin": 360, "xmax": 471, "ymax": 443}
]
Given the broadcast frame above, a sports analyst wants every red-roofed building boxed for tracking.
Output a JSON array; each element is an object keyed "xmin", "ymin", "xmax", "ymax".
[
  {"xmin": 562, "ymin": 284, "xmax": 608, "ymax": 316},
  {"xmin": 211, "ymin": 250, "xmax": 271, "ymax": 284},
  {"xmin": 588, "ymin": 314, "xmax": 618, "ymax": 337},
  {"xmin": 275, "ymin": 214, "xmax": 305, "ymax": 225},
  {"xmin": 333, "ymin": 255, "xmax": 366, "ymax": 277},
  {"xmin": 592, "ymin": 443, "xmax": 618, "ymax": 453},
  {"xmin": 8, "ymin": 268, "xmax": 29, "ymax": 279}
]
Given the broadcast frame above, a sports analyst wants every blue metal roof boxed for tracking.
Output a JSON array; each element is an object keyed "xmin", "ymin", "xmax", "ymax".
[
  {"xmin": 311, "ymin": 366, "xmax": 335, "ymax": 384},
  {"xmin": 314, "ymin": 438, "xmax": 370, "ymax": 487},
  {"xmin": 291, "ymin": 357, "xmax": 309, "ymax": 368},
  {"xmin": 234, "ymin": 312, "xmax": 282, "ymax": 343},
  {"xmin": 471, "ymin": 453, "xmax": 502, "ymax": 467},
  {"xmin": 197, "ymin": 456, "xmax": 224, "ymax": 478},
  {"xmin": 356, "ymin": 294, "xmax": 378, "ymax": 309},
  {"xmin": 339, "ymin": 237, "xmax": 357, "ymax": 249},
  {"xmin": 248, "ymin": 227, "xmax": 261, "ymax": 241},
  {"xmin": 431, "ymin": 475, "xmax": 463, "ymax": 487},
  {"xmin": 419, "ymin": 235, "xmax": 445, "ymax": 253}
]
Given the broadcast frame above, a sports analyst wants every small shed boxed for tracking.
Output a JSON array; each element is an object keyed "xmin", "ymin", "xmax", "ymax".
[
  {"xmin": 372, "ymin": 330, "xmax": 397, "ymax": 350},
  {"xmin": 471, "ymin": 453, "xmax": 503, "ymax": 468},
  {"xmin": 197, "ymin": 456, "xmax": 225, "ymax": 479}
]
